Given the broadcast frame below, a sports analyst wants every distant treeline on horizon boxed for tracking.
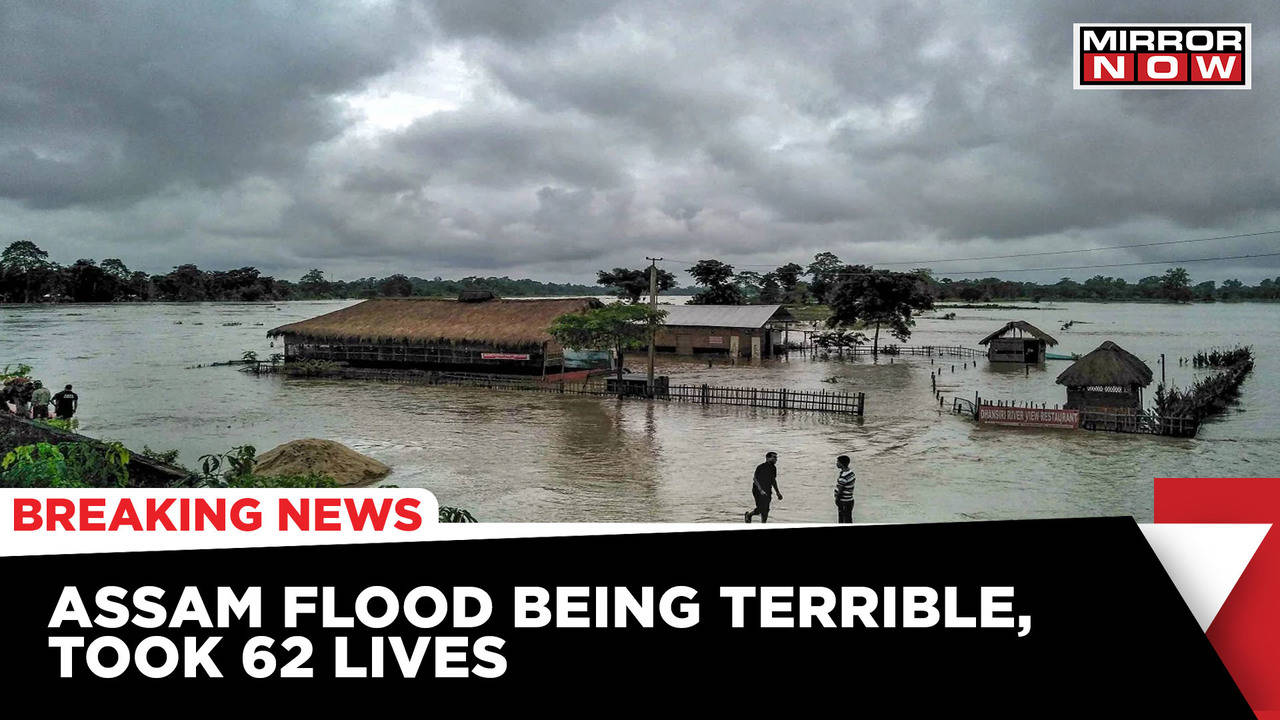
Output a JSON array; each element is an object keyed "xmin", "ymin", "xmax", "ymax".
[{"xmin": 0, "ymin": 240, "xmax": 1277, "ymax": 304}]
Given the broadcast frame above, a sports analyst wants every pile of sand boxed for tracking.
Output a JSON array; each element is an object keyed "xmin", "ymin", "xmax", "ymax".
[{"xmin": 255, "ymin": 439, "xmax": 391, "ymax": 486}]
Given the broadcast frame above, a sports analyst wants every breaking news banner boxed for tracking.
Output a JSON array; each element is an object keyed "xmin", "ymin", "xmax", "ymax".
[
  {"xmin": 2, "ymin": 1, "xmax": 1278, "ymax": 716},
  {"xmin": 0, "ymin": 484, "xmax": 1276, "ymax": 715}
]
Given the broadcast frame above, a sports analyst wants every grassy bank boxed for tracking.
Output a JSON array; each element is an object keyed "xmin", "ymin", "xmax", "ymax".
[{"xmin": 784, "ymin": 304, "xmax": 831, "ymax": 322}]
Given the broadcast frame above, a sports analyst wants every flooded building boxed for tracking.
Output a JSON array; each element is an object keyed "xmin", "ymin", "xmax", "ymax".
[
  {"xmin": 654, "ymin": 304, "xmax": 796, "ymax": 359},
  {"xmin": 978, "ymin": 321, "xmax": 1058, "ymax": 363},
  {"xmin": 267, "ymin": 294, "xmax": 600, "ymax": 375},
  {"xmin": 1055, "ymin": 341, "xmax": 1153, "ymax": 412}
]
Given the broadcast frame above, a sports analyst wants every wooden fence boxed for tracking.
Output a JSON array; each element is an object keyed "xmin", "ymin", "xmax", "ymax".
[
  {"xmin": 944, "ymin": 391, "xmax": 1199, "ymax": 437},
  {"xmin": 251, "ymin": 365, "xmax": 865, "ymax": 416},
  {"xmin": 664, "ymin": 384, "xmax": 864, "ymax": 414},
  {"xmin": 432, "ymin": 373, "xmax": 865, "ymax": 416},
  {"xmin": 810, "ymin": 344, "xmax": 985, "ymax": 359},
  {"xmin": 1079, "ymin": 410, "xmax": 1199, "ymax": 438}
]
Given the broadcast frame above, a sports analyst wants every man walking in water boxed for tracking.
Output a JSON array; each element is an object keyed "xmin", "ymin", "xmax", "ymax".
[
  {"xmin": 834, "ymin": 455, "xmax": 856, "ymax": 523},
  {"xmin": 744, "ymin": 451, "xmax": 782, "ymax": 523}
]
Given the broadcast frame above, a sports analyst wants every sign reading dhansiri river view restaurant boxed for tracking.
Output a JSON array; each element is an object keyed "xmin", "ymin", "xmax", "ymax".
[
  {"xmin": 980, "ymin": 405, "xmax": 1081, "ymax": 429},
  {"xmin": 481, "ymin": 353, "xmax": 531, "ymax": 361}
]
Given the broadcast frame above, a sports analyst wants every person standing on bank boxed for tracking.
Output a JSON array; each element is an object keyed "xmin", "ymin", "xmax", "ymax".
[
  {"xmin": 834, "ymin": 455, "xmax": 856, "ymax": 523},
  {"xmin": 52, "ymin": 384, "xmax": 78, "ymax": 420},
  {"xmin": 745, "ymin": 451, "xmax": 782, "ymax": 523},
  {"xmin": 30, "ymin": 381, "xmax": 51, "ymax": 419}
]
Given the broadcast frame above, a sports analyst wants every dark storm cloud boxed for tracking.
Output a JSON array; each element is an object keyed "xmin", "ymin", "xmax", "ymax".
[
  {"xmin": 391, "ymin": 108, "xmax": 629, "ymax": 188},
  {"xmin": 0, "ymin": 0, "xmax": 428, "ymax": 207},
  {"xmin": 2, "ymin": 0, "xmax": 1278, "ymax": 283},
  {"xmin": 426, "ymin": 0, "xmax": 623, "ymax": 44}
]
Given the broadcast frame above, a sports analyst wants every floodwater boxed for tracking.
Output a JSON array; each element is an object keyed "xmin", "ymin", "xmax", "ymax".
[{"xmin": 1, "ymin": 299, "xmax": 1276, "ymax": 523}]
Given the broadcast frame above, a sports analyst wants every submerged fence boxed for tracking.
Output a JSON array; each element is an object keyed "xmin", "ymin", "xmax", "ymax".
[
  {"xmin": 808, "ymin": 343, "xmax": 985, "ymax": 359},
  {"xmin": 664, "ymin": 384, "xmax": 864, "ymax": 414},
  {"xmin": 433, "ymin": 372, "xmax": 866, "ymax": 416},
  {"xmin": 1078, "ymin": 410, "xmax": 1199, "ymax": 438},
  {"xmin": 252, "ymin": 364, "xmax": 865, "ymax": 416},
  {"xmin": 944, "ymin": 392, "xmax": 1199, "ymax": 438}
]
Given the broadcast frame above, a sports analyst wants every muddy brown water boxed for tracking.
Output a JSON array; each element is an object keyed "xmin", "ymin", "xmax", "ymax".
[{"xmin": 2, "ymin": 300, "xmax": 1275, "ymax": 522}]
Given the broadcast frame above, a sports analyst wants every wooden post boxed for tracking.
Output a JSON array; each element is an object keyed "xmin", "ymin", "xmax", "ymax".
[
  {"xmin": 646, "ymin": 257, "xmax": 662, "ymax": 395},
  {"xmin": 857, "ymin": 391, "xmax": 865, "ymax": 416}
]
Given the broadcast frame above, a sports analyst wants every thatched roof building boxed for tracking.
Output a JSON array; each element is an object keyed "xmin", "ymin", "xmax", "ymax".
[
  {"xmin": 1056, "ymin": 341, "xmax": 1152, "ymax": 388},
  {"xmin": 1056, "ymin": 341, "xmax": 1153, "ymax": 411},
  {"xmin": 269, "ymin": 297, "xmax": 597, "ymax": 348},
  {"xmin": 979, "ymin": 320, "xmax": 1058, "ymax": 364},
  {"xmin": 268, "ymin": 296, "xmax": 601, "ymax": 374},
  {"xmin": 979, "ymin": 321, "xmax": 1058, "ymax": 347}
]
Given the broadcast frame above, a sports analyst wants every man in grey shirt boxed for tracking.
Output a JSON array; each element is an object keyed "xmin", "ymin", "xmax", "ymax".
[{"xmin": 30, "ymin": 381, "xmax": 51, "ymax": 419}]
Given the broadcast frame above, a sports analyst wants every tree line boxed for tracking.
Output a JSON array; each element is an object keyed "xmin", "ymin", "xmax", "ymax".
[
  {"xmin": 0, "ymin": 241, "xmax": 624, "ymax": 303},
  {"xmin": 588, "ymin": 254, "xmax": 1279, "ymax": 355},
  {"xmin": 5, "ymin": 239, "xmax": 1278, "ymax": 306},
  {"xmin": 612, "ymin": 254, "xmax": 1279, "ymax": 305}
]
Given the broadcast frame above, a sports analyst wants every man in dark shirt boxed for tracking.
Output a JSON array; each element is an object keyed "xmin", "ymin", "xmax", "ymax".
[
  {"xmin": 52, "ymin": 384, "xmax": 78, "ymax": 419},
  {"xmin": 744, "ymin": 451, "xmax": 782, "ymax": 523}
]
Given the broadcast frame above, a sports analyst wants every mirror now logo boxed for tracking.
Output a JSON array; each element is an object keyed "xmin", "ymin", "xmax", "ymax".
[{"xmin": 1073, "ymin": 23, "xmax": 1251, "ymax": 89}]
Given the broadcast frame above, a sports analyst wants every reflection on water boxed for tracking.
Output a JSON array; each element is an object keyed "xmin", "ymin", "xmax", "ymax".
[{"xmin": 2, "ymin": 299, "xmax": 1277, "ymax": 523}]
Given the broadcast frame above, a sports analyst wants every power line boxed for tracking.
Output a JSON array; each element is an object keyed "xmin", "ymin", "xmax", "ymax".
[{"xmin": 657, "ymin": 228, "xmax": 1280, "ymax": 269}]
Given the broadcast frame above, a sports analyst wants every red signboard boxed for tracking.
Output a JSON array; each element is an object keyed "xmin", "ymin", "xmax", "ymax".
[
  {"xmin": 979, "ymin": 405, "xmax": 1079, "ymax": 429},
  {"xmin": 480, "ymin": 353, "xmax": 530, "ymax": 361}
]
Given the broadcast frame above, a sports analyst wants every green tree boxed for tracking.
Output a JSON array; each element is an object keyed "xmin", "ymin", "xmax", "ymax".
[
  {"xmin": 774, "ymin": 263, "xmax": 804, "ymax": 291},
  {"xmin": 734, "ymin": 270, "xmax": 765, "ymax": 301},
  {"xmin": 154, "ymin": 264, "xmax": 208, "ymax": 301},
  {"xmin": 379, "ymin": 274, "xmax": 413, "ymax": 297},
  {"xmin": 806, "ymin": 252, "xmax": 843, "ymax": 303},
  {"xmin": 757, "ymin": 272, "xmax": 783, "ymax": 303},
  {"xmin": 100, "ymin": 258, "xmax": 131, "ymax": 282},
  {"xmin": 596, "ymin": 267, "xmax": 677, "ymax": 303},
  {"xmin": 826, "ymin": 266, "xmax": 934, "ymax": 356},
  {"xmin": 1, "ymin": 240, "xmax": 55, "ymax": 302},
  {"xmin": 547, "ymin": 303, "xmax": 667, "ymax": 389},
  {"xmin": 62, "ymin": 259, "xmax": 120, "ymax": 302},
  {"xmin": 686, "ymin": 259, "xmax": 745, "ymax": 305},
  {"xmin": 1159, "ymin": 267, "xmax": 1192, "ymax": 302},
  {"xmin": 299, "ymin": 268, "xmax": 331, "ymax": 298}
]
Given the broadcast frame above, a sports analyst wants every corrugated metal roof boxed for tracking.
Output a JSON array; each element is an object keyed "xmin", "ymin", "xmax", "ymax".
[{"xmin": 658, "ymin": 304, "xmax": 789, "ymax": 329}]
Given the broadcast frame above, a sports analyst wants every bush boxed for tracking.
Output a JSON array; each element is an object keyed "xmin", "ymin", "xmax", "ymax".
[
  {"xmin": 1, "ymin": 441, "xmax": 130, "ymax": 488},
  {"xmin": 37, "ymin": 417, "xmax": 79, "ymax": 432},
  {"xmin": 141, "ymin": 445, "xmax": 182, "ymax": 466}
]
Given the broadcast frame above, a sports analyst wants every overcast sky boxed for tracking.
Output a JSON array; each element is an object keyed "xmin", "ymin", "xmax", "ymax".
[{"xmin": 2, "ymin": 1, "xmax": 1277, "ymax": 285}]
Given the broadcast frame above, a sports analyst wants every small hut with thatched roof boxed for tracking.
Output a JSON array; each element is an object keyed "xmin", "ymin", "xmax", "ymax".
[
  {"xmin": 978, "ymin": 320, "xmax": 1058, "ymax": 363},
  {"xmin": 268, "ymin": 294, "xmax": 601, "ymax": 375},
  {"xmin": 1055, "ymin": 341, "xmax": 1153, "ymax": 412}
]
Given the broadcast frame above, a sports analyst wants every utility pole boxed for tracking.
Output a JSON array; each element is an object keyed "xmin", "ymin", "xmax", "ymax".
[{"xmin": 646, "ymin": 257, "xmax": 662, "ymax": 395}]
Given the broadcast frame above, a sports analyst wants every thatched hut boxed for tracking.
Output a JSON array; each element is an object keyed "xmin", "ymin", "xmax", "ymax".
[
  {"xmin": 1055, "ymin": 341, "xmax": 1153, "ymax": 412},
  {"xmin": 267, "ymin": 295, "xmax": 601, "ymax": 375},
  {"xmin": 978, "ymin": 320, "xmax": 1058, "ymax": 363}
]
